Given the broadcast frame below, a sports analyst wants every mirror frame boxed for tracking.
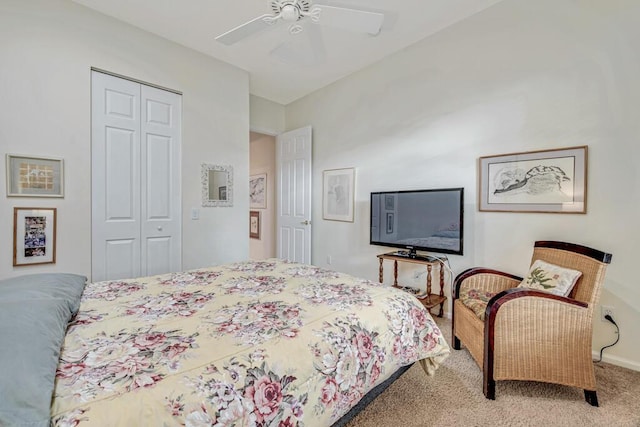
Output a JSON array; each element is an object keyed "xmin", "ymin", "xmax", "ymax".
[{"xmin": 201, "ymin": 164, "xmax": 233, "ymax": 207}]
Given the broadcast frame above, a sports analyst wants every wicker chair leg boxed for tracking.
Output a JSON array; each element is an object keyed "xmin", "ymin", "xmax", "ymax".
[
  {"xmin": 483, "ymin": 377, "xmax": 496, "ymax": 400},
  {"xmin": 452, "ymin": 335, "xmax": 461, "ymax": 350},
  {"xmin": 584, "ymin": 390, "xmax": 599, "ymax": 407}
]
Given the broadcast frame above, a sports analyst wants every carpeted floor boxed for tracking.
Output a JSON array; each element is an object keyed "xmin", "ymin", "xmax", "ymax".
[{"xmin": 347, "ymin": 318, "xmax": 640, "ymax": 427}]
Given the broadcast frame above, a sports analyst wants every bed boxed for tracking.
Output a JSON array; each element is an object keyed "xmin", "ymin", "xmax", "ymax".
[{"xmin": 0, "ymin": 259, "xmax": 450, "ymax": 426}]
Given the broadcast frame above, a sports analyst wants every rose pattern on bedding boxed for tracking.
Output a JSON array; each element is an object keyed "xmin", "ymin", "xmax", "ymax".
[
  {"xmin": 285, "ymin": 265, "xmax": 341, "ymax": 280},
  {"xmin": 225, "ymin": 260, "xmax": 280, "ymax": 273},
  {"xmin": 56, "ymin": 328, "xmax": 198, "ymax": 400},
  {"xmin": 158, "ymin": 270, "xmax": 223, "ymax": 287},
  {"xmin": 66, "ymin": 310, "xmax": 105, "ymax": 333},
  {"xmin": 124, "ymin": 290, "xmax": 217, "ymax": 320},
  {"xmin": 205, "ymin": 301, "xmax": 304, "ymax": 346},
  {"xmin": 296, "ymin": 282, "xmax": 373, "ymax": 310},
  {"xmin": 310, "ymin": 314, "xmax": 386, "ymax": 421},
  {"xmin": 221, "ymin": 276, "xmax": 288, "ymax": 296},
  {"xmin": 167, "ymin": 350, "xmax": 308, "ymax": 427},
  {"xmin": 385, "ymin": 297, "xmax": 443, "ymax": 365},
  {"xmin": 51, "ymin": 259, "xmax": 450, "ymax": 426},
  {"xmin": 52, "ymin": 408, "xmax": 89, "ymax": 427},
  {"xmin": 356, "ymin": 278, "xmax": 386, "ymax": 288},
  {"xmin": 80, "ymin": 280, "xmax": 144, "ymax": 301}
]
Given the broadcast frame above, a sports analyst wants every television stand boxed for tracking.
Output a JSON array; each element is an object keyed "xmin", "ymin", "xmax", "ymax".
[{"xmin": 376, "ymin": 252, "xmax": 446, "ymax": 317}]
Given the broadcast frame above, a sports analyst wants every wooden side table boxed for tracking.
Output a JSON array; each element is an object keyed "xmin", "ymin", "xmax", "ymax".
[{"xmin": 377, "ymin": 252, "xmax": 446, "ymax": 317}]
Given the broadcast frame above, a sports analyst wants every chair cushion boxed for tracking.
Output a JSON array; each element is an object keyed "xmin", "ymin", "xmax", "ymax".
[
  {"xmin": 518, "ymin": 259, "xmax": 582, "ymax": 296},
  {"xmin": 459, "ymin": 288, "xmax": 498, "ymax": 321}
]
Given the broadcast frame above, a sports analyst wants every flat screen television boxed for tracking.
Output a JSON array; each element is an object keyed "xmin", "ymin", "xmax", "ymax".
[{"xmin": 370, "ymin": 188, "xmax": 464, "ymax": 256}]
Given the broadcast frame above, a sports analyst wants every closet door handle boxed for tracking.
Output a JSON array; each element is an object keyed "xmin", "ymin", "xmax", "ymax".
[
  {"xmin": 301, "ymin": 220, "xmax": 311, "ymax": 225},
  {"xmin": 157, "ymin": 226, "xmax": 163, "ymax": 231}
]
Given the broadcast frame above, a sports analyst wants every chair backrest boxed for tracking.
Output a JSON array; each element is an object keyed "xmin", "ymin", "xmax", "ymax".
[{"xmin": 531, "ymin": 241, "xmax": 612, "ymax": 308}]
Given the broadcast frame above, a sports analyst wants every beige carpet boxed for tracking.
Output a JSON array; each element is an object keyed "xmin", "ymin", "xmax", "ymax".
[{"xmin": 347, "ymin": 318, "xmax": 640, "ymax": 427}]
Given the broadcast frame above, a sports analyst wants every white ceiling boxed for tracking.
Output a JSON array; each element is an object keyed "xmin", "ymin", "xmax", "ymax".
[{"xmin": 72, "ymin": 0, "xmax": 504, "ymax": 105}]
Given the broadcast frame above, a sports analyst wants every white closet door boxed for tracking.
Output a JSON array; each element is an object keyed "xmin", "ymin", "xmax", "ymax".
[
  {"xmin": 92, "ymin": 71, "xmax": 182, "ymax": 281},
  {"xmin": 92, "ymin": 73, "xmax": 141, "ymax": 281},
  {"xmin": 140, "ymin": 85, "xmax": 182, "ymax": 276}
]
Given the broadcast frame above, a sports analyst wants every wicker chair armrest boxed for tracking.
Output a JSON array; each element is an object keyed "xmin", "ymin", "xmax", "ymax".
[
  {"xmin": 453, "ymin": 268, "xmax": 523, "ymax": 299},
  {"xmin": 486, "ymin": 288, "xmax": 588, "ymax": 318},
  {"xmin": 482, "ymin": 289, "xmax": 592, "ymax": 397}
]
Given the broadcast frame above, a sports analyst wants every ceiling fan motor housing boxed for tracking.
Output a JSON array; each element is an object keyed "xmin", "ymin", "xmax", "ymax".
[{"xmin": 270, "ymin": 0, "xmax": 312, "ymax": 21}]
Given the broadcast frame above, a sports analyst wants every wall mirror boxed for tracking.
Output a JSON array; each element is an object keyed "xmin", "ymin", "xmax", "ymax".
[{"xmin": 202, "ymin": 164, "xmax": 233, "ymax": 207}]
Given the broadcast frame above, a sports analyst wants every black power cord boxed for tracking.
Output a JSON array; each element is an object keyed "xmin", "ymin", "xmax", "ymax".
[{"xmin": 594, "ymin": 314, "xmax": 620, "ymax": 363}]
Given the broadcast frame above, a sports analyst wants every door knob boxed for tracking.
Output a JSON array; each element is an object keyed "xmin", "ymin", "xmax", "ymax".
[
  {"xmin": 301, "ymin": 220, "xmax": 311, "ymax": 225},
  {"xmin": 157, "ymin": 226, "xmax": 163, "ymax": 231}
]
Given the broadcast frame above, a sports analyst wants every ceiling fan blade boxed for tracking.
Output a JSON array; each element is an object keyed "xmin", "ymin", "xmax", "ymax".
[
  {"xmin": 314, "ymin": 5, "xmax": 384, "ymax": 35},
  {"xmin": 215, "ymin": 14, "xmax": 277, "ymax": 45},
  {"xmin": 270, "ymin": 23, "xmax": 327, "ymax": 66}
]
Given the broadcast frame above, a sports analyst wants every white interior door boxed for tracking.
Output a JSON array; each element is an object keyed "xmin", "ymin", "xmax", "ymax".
[
  {"xmin": 140, "ymin": 85, "xmax": 182, "ymax": 276},
  {"xmin": 92, "ymin": 71, "xmax": 181, "ymax": 281},
  {"xmin": 276, "ymin": 126, "xmax": 312, "ymax": 263}
]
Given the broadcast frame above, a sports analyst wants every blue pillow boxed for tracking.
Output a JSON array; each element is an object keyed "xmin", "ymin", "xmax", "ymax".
[
  {"xmin": 0, "ymin": 274, "xmax": 86, "ymax": 427},
  {"xmin": 0, "ymin": 273, "xmax": 87, "ymax": 314}
]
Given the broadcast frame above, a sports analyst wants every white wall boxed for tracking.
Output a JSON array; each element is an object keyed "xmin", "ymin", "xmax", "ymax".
[
  {"xmin": 286, "ymin": 0, "xmax": 640, "ymax": 370},
  {"xmin": 0, "ymin": 0, "xmax": 250, "ymax": 280},
  {"xmin": 250, "ymin": 132, "xmax": 276, "ymax": 259},
  {"xmin": 250, "ymin": 95, "xmax": 286, "ymax": 135}
]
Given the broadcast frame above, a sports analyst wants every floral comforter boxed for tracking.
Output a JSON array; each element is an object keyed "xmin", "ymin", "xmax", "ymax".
[{"xmin": 51, "ymin": 259, "xmax": 450, "ymax": 426}]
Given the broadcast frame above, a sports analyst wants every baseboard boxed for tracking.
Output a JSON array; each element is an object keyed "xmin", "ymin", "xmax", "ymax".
[
  {"xmin": 592, "ymin": 351, "xmax": 640, "ymax": 372},
  {"xmin": 439, "ymin": 313, "xmax": 640, "ymax": 371}
]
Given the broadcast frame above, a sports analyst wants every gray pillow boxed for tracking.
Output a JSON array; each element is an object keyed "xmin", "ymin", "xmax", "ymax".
[
  {"xmin": 0, "ymin": 274, "xmax": 87, "ymax": 427},
  {"xmin": 0, "ymin": 273, "xmax": 87, "ymax": 314}
]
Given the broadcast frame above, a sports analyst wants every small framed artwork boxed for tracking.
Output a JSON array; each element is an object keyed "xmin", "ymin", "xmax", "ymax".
[
  {"xmin": 479, "ymin": 146, "xmax": 587, "ymax": 213},
  {"xmin": 13, "ymin": 207, "xmax": 57, "ymax": 266},
  {"xmin": 250, "ymin": 173, "xmax": 267, "ymax": 209},
  {"xmin": 323, "ymin": 168, "xmax": 355, "ymax": 222},
  {"xmin": 386, "ymin": 212, "xmax": 394, "ymax": 234},
  {"xmin": 249, "ymin": 210, "xmax": 260, "ymax": 239},
  {"xmin": 385, "ymin": 194, "xmax": 395, "ymax": 210},
  {"xmin": 6, "ymin": 154, "xmax": 64, "ymax": 197}
]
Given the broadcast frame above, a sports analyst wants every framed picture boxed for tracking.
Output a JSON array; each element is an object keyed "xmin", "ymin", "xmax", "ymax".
[
  {"xmin": 386, "ymin": 212, "xmax": 394, "ymax": 234},
  {"xmin": 13, "ymin": 207, "xmax": 57, "ymax": 266},
  {"xmin": 479, "ymin": 146, "xmax": 587, "ymax": 213},
  {"xmin": 6, "ymin": 154, "xmax": 64, "ymax": 197},
  {"xmin": 250, "ymin": 173, "xmax": 267, "ymax": 209},
  {"xmin": 323, "ymin": 167, "xmax": 355, "ymax": 222},
  {"xmin": 385, "ymin": 194, "xmax": 395, "ymax": 210},
  {"xmin": 249, "ymin": 210, "xmax": 260, "ymax": 239}
]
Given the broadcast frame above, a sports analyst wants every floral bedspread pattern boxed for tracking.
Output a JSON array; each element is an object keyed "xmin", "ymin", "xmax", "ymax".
[{"xmin": 52, "ymin": 259, "xmax": 450, "ymax": 426}]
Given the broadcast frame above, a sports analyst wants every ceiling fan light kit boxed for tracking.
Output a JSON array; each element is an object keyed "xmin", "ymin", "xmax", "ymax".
[{"xmin": 215, "ymin": 0, "xmax": 385, "ymax": 45}]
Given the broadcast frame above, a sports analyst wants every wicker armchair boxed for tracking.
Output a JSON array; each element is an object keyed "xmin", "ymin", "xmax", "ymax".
[{"xmin": 452, "ymin": 241, "xmax": 612, "ymax": 406}]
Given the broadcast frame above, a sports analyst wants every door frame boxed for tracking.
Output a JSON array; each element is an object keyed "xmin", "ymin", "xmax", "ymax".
[{"xmin": 250, "ymin": 125, "xmax": 313, "ymax": 264}]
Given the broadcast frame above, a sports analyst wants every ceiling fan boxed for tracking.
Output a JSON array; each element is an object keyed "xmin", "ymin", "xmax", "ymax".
[{"xmin": 215, "ymin": 0, "xmax": 385, "ymax": 46}]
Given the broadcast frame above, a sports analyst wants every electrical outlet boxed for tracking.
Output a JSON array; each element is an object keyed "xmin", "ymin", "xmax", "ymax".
[{"xmin": 601, "ymin": 305, "xmax": 615, "ymax": 322}]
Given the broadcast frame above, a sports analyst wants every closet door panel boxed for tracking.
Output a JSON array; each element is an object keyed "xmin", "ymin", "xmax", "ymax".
[
  {"xmin": 92, "ymin": 72, "xmax": 141, "ymax": 282},
  {"xmin": 140, "ymin": 84, "xmax": 182, "ymax": 277}
]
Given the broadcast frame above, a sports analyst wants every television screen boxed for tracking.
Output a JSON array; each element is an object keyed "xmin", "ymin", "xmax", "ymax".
[{"xmin": 370, "ymin": 188, "xmax": 464, "ymax": 256}]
